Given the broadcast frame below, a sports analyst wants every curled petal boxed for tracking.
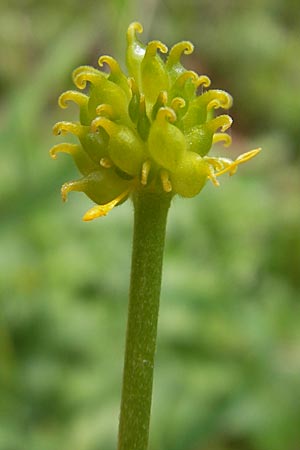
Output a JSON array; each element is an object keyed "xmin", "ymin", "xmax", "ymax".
[
  {"xmin": 91, "ymin": 116, "xmax": 111, "ymax": 133},
  {"xmin": 194, "ymin": 75, "xmax": 211, "ymax": 89},
  {"xmin": 98, "ymin": 55, "xmax": 121, "ymax": 75},
  {"xmin": 96, "ymin": 103, "xmax": 116, "ymax": 119},
  {"xmin": 50, "ymin": 143, "xmax": 99, "ymax": 175},
  {"xmin": 73, "ymin": 71, "xmax": 104, "ymax": 90},
  {"xmin": 49, "ymin": 143, "xmax": 80, "ymax": 159},
  {"xmin": 127, "ymin": 21, "xmax": 144, "ymax": 41},
  {"xmin": 83, "ymin": 189, "xmax": 130, "ymax": 221},
  {"xmin": 145, "ymin": 40, "xmax": 168, "ymax": 56},
  {"xmin": 58, "ymin": 91, "xmax": 89, "ymax": 109},
  {"xmin": 206, "ymin": 115, "xmax": 233, "ymax": 133},
  {"xmin": 53, "ymin": 121, "xmax": 85, "ymax": 137},
  {"xmin": 212, "ymin": 133, "xmax": 232, "ymax": 147},
  {"xmin": 170, "ymin": 97, "xmax": 186, "ymax": 113},
  {"xmin": 72, "ymin": 66, "xmax": 104, "ymax": 85},
  {"xmin": 98, "ymin": 55, "xmax": 131, "ymax": 98},
  {"xmin": 167, "ymin": 41, "xmax": 194, "ymax": 68},
  {"xmin": 156, "ymin": 107, "xmax": 177, "ymax": 124},
  {"xmin": 173, "ymin": 70, "xmax": 198, "ymax": 89}
]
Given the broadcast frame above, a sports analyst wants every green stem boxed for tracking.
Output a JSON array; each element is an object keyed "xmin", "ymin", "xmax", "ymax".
[{"xmin": 117, "ymin": 189, "xmax": 171, "ymax": 450}]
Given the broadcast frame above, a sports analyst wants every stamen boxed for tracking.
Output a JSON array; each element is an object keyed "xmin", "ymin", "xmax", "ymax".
[
  {"xmin": 100, "ymin": 157, "xmax": 113, "ymax": 168},
  {"xmin": 212, "ymin": 133, "xmax": 232, "ymax": 147},
  {"xmin": 204, "ymin": 156, "xmax": 226, "ymax": 171},
  {"xmin": 207, "ymin": 165, "xmax": 220, "ymax": 187},
  {"xmin": 141, "ymin": 160, "xmax": 151, "ymax": 185},
  {"xmin": 58, "ymin": 91, "xmax": 89, "ymax": 109},
  {"xmin": 235, "ymin": 148, "xmax": 261, "ymax": 163},
  {"xmin": 53, "ymin": 121, "xmax": 85, "ymax": 137},
  {"xmin": 83, "ymin": 190, "xmax": 130, "ymax": 221},
  {"xmin": 160, "ymin": 170, "xmax": 173, "ymax": 192},
  {"xmin": 215, "ymin": 148, "xmax": 261, "ymax": 177}
]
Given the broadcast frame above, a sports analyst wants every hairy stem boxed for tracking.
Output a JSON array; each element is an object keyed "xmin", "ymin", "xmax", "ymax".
[{"xmin": 117, "ymin": 189, "xmax": 171, "ymax": 450}]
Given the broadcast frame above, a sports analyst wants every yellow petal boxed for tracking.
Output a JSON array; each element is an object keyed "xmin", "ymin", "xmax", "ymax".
[{"xmin": 82, "ymin": 190, "xmax": 130, "ymax": 221}]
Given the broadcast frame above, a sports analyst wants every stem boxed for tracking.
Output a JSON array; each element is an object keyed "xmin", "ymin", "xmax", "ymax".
[{"xmin": 117, "ymin": 190, "xmax": 171, "ymax": 450}]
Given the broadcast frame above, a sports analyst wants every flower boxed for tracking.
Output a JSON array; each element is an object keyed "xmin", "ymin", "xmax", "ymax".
[{"xmin": 50, "ymin": 22, "xmax": 260, "ymax": 221}]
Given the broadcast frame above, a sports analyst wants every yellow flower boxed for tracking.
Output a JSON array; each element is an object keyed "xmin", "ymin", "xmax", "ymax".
[{"xmin": 50, "ymin": 22, "xmax": 260, "ymax": 221}]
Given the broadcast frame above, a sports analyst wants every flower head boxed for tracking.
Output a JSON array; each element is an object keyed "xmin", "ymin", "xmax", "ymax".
[{"xmin": 50, "ymin": 22, "xmax": 260, "ymax": 221}]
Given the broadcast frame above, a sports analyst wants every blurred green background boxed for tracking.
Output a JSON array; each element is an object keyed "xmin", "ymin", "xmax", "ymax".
[{"xmin": 1, "ymin": 1, "xmax": 300, "ymax": 449}]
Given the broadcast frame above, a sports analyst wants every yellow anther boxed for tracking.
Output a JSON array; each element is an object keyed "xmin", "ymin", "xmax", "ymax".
[
  {"xmin": 83, "ymin": 190, "xmax": 130, "ymax": 221},
  {"xmin": 100, "ymin": 157, "xmax": 113, "ymax": 168},
  {"xmin": 215, "ymin": 148, "xmax": 261, "ymax": 177},
  {"xmin": 207, "ymin": 165, "xmax": 220, "ymax": 187},
  {"xmin": 204, "ymin": 156, "xmax": 226, "ymax": 171},
  {"xmin": 160, "ymin": 170, "xmax": 173, "ymax": 193},
  {"xmin": 236, "ymin": 148, "xmax": 261, "ymax": 163},
  {"xmin": 141, "ymin": 160, "xmax": 151, "ymax": 186}
]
